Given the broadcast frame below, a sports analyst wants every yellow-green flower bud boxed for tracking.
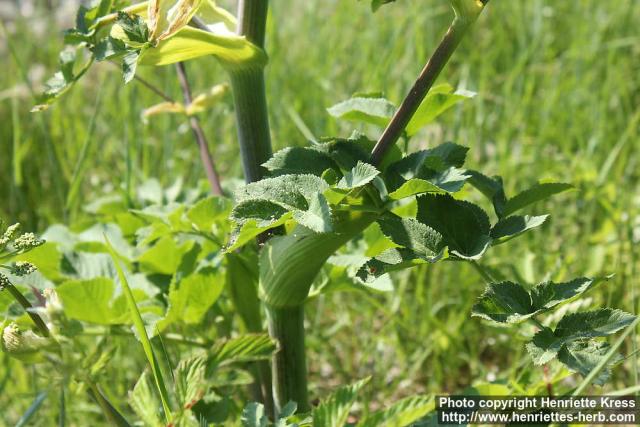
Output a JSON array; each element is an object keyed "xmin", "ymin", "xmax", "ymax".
[
  {"xmin": 13, "ymin": 233, "xmax": 44, "ymax": 251},
  {"xmin": 3, "ymin": 223, "xmax": 20, "ymax": 240},
  {"xmin": 0, "ymin": 273, "xmax": 10, "ymax": 291},
  {"xmin": 11, "ymin": 261, "xmax": 37, "ymax": 276},
  {"xmin": 1, "ymin": 322, "xmax": 50, "ymax": 362}
]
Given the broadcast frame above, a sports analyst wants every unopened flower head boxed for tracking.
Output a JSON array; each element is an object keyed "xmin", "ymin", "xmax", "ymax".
[
  {"xmin": 12, "ymin": 262, "xmax": 37, "ymax": 276},
  {"xmin": 2, "ymin": 323, "xmax": 22, "ymax": 353},
  {"xmin": 3, "ymin": 223, "xmax": 20, "ymax": 240},
  {"xmin": 0, "ymin": 273, "xmax": 10, "ymax": 291},
  {"xmin": 13, "ymin": 233, "xmax": 44, "ymax": 251}
]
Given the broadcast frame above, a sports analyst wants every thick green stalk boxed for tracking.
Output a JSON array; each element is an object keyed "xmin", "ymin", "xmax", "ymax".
[
  {"xmin": 231, "ymin": 0, "xmax": 272, "ymax": 183},
  {"xmin": 228, "ymin": 0, "xmax": 275, "ymax": 414},
  {"xmin": 230, "ymin": 69, "xmax": 272, "ymax": 183},
  {"xmin": 259, "ymin": 213, "xmax": 376, "ymax": 414},
  {"xmin": 265, "ymin": 304, "xmax": 309, "ymax": 413}
]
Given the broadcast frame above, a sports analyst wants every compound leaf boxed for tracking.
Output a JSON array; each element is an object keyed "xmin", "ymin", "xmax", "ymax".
[
  {"xmin": 313, "ymin": 378, "xmax": 370, "ymax": 427},
  {"xmin": 175, "ymin": 355, "xmax": 207, "ymax": 409},
  {"xmin": 210, "ymin": 334, "xmax": 276, "ymax": 367},
  {"xmin": 558, "ymin": 341, "xmax": 623, "ymax": 386},
  {"xmin": 357, "ymin": 395, "xmax": 434, "ymax": 427},
  {"xmin": 473, "ymin": 277, "xmax": 601, "ymax": 324},
  {"xmin": 526, "ymin": 309, "xmax": 636, "ymax": 364}
]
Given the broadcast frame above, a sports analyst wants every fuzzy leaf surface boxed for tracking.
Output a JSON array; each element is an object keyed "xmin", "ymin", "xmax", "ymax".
[
  {"xmin": 526, "ymin": 309, "xmax": 636, "ymax": 364},
  {"xmin": 417, "ymin": 193, "xmax": 490, "ymax": 259},
  {"xmin": 472, "ymin": 277, "xmax": 600, "ymax": 324}
]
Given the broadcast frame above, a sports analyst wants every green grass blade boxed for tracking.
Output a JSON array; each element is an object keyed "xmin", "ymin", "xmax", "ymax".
[
  {"xmin": 65, "ymin": 84, "xmax": 103, "ymax": 214},
  {"xmin": 572, "ymin": 314, "xmax": 640, "ymax": 395},
  {"xmin": 15, "ymin": 392, "xmax": 47, "ymax": 427},
  {"xmin": 105, "ymin": 237, "xmax": 173, "ymax": 422}
]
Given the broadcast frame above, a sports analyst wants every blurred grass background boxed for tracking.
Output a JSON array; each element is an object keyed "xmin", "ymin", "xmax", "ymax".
[{"xmin": 1, "ymin": 0, "xmax": 639, "ymax": 421}]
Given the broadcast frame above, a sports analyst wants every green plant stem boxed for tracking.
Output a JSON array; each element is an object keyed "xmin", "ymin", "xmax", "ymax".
[
  {"xmin": 470, "ymin": 260, "xmax": 495, "ymax": 284},
  {"xmin": 369, "ymin": 12, "xmax": 479, "ymax": 165},
  {"xmin": 228, "ymin": 0, "xmax": 275, "ymax": 416},
  {"xmin": 175, "ymin": 62, "xmax": 224, "ymax": 195},
  {"xmin": 230, "ymin": 0, "xmax": 272, "ymax": 183},
  {"xmin": 265, "ymin": 304, "xmax": 310, "ymax": 414},
  {"xmin": 5, "ymin": 284, "xmax": 50, "ymax": 337},
  {"xmin": 230, "ymin": 69, "xmax": 272, "ymax": 183}
]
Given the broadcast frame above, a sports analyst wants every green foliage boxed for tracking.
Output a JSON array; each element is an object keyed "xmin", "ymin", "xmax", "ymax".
[
  {"xmin": 472, "ymin": 277, "xmax": 600, "ymax": 324},
  {"xmin": 473, "ymin": 276, "xmax": 635, "ymax": 385},
  {"xmin": 357, "ymin": 395, "xmax": 434, "ymax": 427},
  {"xmin": 312, "ymin": 377, "xmax": 369, "ymax": 427},
  {"xmin": 327, "ymin": 84, "xmax": 474, "ymax": 136}
]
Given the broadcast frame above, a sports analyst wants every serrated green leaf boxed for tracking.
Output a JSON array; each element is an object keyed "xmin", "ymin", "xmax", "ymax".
[
  {"xmin": 327, "ymin": 97, "xmax": 396, "ymax": 127},
  {"xmin": 526, "ymin": 309, "xmax": 636, "ymax": 364},
  {"xmin": 263, "ymin": 147, "xmax": 338, "ymax": 177},
  {"xmin": 376, "ymin": 213, "xmax": 443, "ymax": 259},
  {"xmin": 231, "ymin": 199, "xmax": 290, "ymax": 227},
  {"xmin": 159, "ymin": 269, "xmax": 224, "ymax": 329},
  {"xmin": 57, "ymin": 277, "xmax": 129, "ymax": 325},
  {"xmin": 209, "ymin": 334, "xmax": 276, "ymax": 367},
  {"xmin": 356, "ymin": 248, "xmax": 434, "ymax": 284},
  {"xmin": 357, "ymin": 395, "xmax": 434, "ymax": 427},
  {"xmin": 417, "ymin": 193, "xmax": 490, "ymax": 260},
  {"xmin": 558, "ymin": 341, "xmax": 622, "ymax": 386},
  {"xmin": 313, "ymin": 378, "xmax": 370, "ymax": 427},
  {"xmin": 113, "ymin": 11, "xmax": 149, "ymax": 45},
  {"xmin": 32, "ymin": 48, "xmax": 93, "ymax": 112},
  {"xmin": 225, "ymin": 213, "xmax": 291, "ymax": 252},
  {"xmin": 122, "ymin": 50, "xmax": 140, "ymax": 83},
  {"xmin": 175, "ymin": 355, "xmax": 207, "ymax": 409},
  {"xmin": 235, "ymin": 174, "xmax": 328, "ymax": 210},
  {"xmin": 406, "ymin": 84, "xmax": 475, "ymax": 136},
  {"xmin": 466, "ymin": 170, "xmax": 507, "ymax": 218},
  {"xmin": 472, "ymin": 277, "xmax": 600, "ymax": 324},
  {"xmin": 138, "ymin": 236, "xmax": 194, "ymax": 275},
  {"xmin": 503, "ymin": 182, "xmax": 573, "ymax": 216},
  {"xmin": 292, "ymin": 192, "xmax": 333, "ymax": 233},
  {"xmin": 93, "ymin": 36, "xmax": 128, "ymax": 61},
  {"xmin": 388, "ymin": 178, "xmax": 446, "ymax": 200},
  {"xmin": 490, "ymin": 215, "xmax": 548, "ymax": 242},
  {"xmin": 129, "ymin": 372, "xmax": 163, "ymax": 427},
  {"xmin": 337, "ymin": 161, "xmax": 380, "ymax": 189},
  {"xmin": 387, "ymin": 142, "xmax": 468, "ymax": 179},
  {"xmin": 186, "ymin": 196, "xmax": 232, "ymax": 232},
  {"xmin": 241, "ymin": 402, "xmax": 269, "ymax": 427},
  {"xmin": 322, "ymin": 131, "xmax": 402, "ymax": 172}
]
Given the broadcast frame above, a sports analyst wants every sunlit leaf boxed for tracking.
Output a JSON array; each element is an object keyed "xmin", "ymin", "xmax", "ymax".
[
  {"xmin": 526, "ymin": 309, "xmax": 636, "ymax": 364},
  {"xmin": 313, "ymin": 378, "xmax": 369, "ymax": 427}
]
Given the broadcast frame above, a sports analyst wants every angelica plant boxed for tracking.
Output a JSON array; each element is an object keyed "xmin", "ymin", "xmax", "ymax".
[{"xmin": 31, "ymin": 0, "xmax": 637, "ymax": 424}]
